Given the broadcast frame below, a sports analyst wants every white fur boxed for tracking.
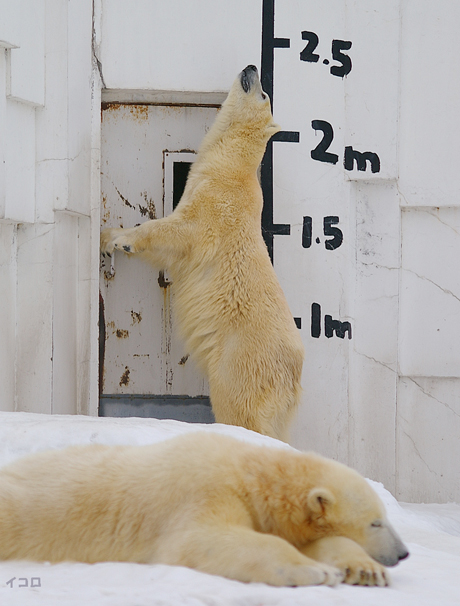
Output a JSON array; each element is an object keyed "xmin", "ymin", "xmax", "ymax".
[
  {"xmin": 100, "ymin": 67, "xmax": 304, "ymax": 440},
  {"xmin": 0, "ymin": 432, "xmax": 408, "ymax": 586}
]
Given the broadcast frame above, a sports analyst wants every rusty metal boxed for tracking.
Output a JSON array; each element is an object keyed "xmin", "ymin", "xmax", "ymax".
[
  {"xmin": 115, "ymin": 186, "xmax": 135, "ymax": 209},
  {"xmin": 100, "ymin": 102, "xmax": 213, "ymax": 403},
  {"xmin": 119, "ymin": 366, "xmax": 130, "ymax": 387},
  {"xmin": 157, "ymin": 270, "xmax": 171, "ymax": 288},
  {"xmin": 130, "ymin": 310, "xmax": 142, "ymax": 324},
  {"xmin": 138, "ymin": 191, "xmax": 156, "ymax": 219},
  {"xmin": 98, "ymin": 292, "xmax": 106, "ymax": 396},
  {"xmin": 102, "ymin": 102, "xmax": 222, "ymax": 111}
]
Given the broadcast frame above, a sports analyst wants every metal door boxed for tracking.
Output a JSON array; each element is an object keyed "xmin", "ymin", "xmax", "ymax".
[{"xmin": 99, "ymin": 104, "xmax": 218, "ymax": 421}]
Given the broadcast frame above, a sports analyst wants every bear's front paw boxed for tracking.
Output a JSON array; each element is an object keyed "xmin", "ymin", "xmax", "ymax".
[
  {"xmin": 112, "ymin": 235, "xmax": 141, "ymax": 254},
  {"xmin": 277, "ymin": 562, "xmax": 344, "ymax": 587},
  {"xmin": 100, "ymin": 228, "xmax": 124, "ymax": 256},
  {"xmin": 317, "ymin": 563, "xmax": 345, "ymax": 587},
  {"xmin": 300, "ymin": 536, "xmax": 391, "ymax": 588},
  {"xmin": 343, "ymin": 559, "xmax": 389, "ymax": 587},
  {"xmin": 100, "ymin": 228, "xmax": 144, "ymax": 256}
]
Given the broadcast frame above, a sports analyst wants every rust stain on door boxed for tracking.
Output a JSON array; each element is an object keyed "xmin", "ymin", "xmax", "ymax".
[
  {"xmin": 139, "ymin": 191, "xmax": 156, "ymax": 220},
  {"xmin": 130, "ymin": 310, "xmax": 142, "ymax": 324},
  {"xmin": 119, "ymin": 366, "xmax": 130, "ymax": 387},
  {"xmin": 115, "ymin": 328, "xmax": 129, "ymax": 339},
  {"xmin": 161, "ymin": 283, "xmax": 174, "ymax": 392}
]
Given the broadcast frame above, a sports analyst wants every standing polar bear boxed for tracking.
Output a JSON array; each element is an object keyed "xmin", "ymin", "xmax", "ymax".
[
  {"xmin": 100, "ymin": 65, "xmax": 304, "ymax": 441},
  {"xmin": 0, "ymin": 433, "xmax": 409, "ymax": 586}
]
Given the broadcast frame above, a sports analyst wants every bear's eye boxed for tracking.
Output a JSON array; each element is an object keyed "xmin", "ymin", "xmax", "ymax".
[
  {"xmin": 371, "ymin": 520, "xmax": 383, "ymax": 528},
  {"xmin": 261, "ymin": 92, "xmax": 267, "ymax": 100}
]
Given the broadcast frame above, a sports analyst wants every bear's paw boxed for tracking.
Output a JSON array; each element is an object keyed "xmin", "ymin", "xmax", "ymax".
[
  {"xmin": 343, "ymin": 559, "xmax": 389, "ymax": 587},
  {"xmin": 273, "ymin": 563, "xmax": 344, "ymax": 587},
  {"xmin": 100, "ymin": 228, "xmax": 144, "ymax": 256},
  {"xmin": 100, "ymin": 227, "xmax": 123, "ymax": 256}
]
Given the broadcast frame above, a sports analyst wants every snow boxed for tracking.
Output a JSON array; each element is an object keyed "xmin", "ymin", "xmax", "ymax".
[{"xmin": 0, "ymin": 411, "xmax": 459, "ymax": 606}]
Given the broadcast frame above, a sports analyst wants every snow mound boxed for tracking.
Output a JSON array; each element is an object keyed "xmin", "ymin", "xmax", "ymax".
[{"xmin": 0, "ymin": 411, "xmax": 459, "ymax": 606}]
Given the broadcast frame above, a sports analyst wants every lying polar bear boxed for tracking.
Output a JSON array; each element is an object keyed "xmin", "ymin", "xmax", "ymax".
[
  {"xmin": 100, "ymin": 65, "xmax": 304, "ymax": 442},
  {"xmin": 0, "ymin": 432, "xmax": 408, "ymax": 587}
]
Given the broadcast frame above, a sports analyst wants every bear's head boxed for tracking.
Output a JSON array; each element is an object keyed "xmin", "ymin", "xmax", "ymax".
[
  {"xmin": 197, "ymin": 65, "xmax": 280, "ymax": 169},
  {"xmin": 302, "ymin": 466, "xmax": 410, "ymax": 567},
  {"xmin": 256, "ymin": 451, "xmax": 409, "ymax": 567},
  {"xmin": 226, "ymin": 65, "xmax": 280, "ymax": 141}
]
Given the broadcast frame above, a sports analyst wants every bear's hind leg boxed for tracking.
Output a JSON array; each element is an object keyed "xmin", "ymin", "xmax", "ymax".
[{"xmin": 209, "ymin": 394, "xmax": 281, "ymax": 440}]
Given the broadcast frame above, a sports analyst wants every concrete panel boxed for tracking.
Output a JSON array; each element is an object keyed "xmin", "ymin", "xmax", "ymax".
[
  {"xmin": 0, "ymin": 0, "xmax": 21, "ymax": 48},
  {"xmin": 399, "ymin": 1, "xmax": 460, "ymax": 207},
  {"xmin": 349, "ymin": 355, "xmax": 397, "ymax": 490},
  {"xmin": 7, "ymin": 0, "xmax": 45, "ymax": 106},
  {"xmin": 0, "ymin": 223, "xmax": 16, "ymax": 412},
  {"xmin": 100, "ymin": 0, "xmax": 261, "ymax": 92},
  {"xmin": 67, "ymin": 0, "xmax": 93, "ymax": 216},
  {"xmin": 400, "ymin": 208, "xmax": 460, "ymax": 377},
  {"xmin": 53, "ymin": 213, "xmax": 78, "ymax": 415},
  {"xmin": 77, "ymin": 214, "xmax": 91, "ymax": 415},
  {"xmin": 397, "ymin": 376, "xmax": 460, "ymax": 503},
  {"xmin": 344, "ymin": 0, "xmax": 400, "ymax": 180},
  {"xmin": 347, "ymin": 182, "xmax": 400, "ymax": 491},
  {"xmin": 4, "ymin": 99, "xmax": 35, "ymax": 223},
  {"xmin": 35, "ymin": 0, "xmax": 69, "ymax": 223},
  {"xmin": 35, "ymin": 159, "xmax": 69, "ymax": 224},
  {"xmin": 0, "ymin": 50, "xmax": 5, "ymax": 218},
  {"xmin": 290, "ymin": 343, "xmax": 349, "ymax": 462},
  {"xmin": 16, "ymin": 223, "xmax": 53, "ymax": 414}
]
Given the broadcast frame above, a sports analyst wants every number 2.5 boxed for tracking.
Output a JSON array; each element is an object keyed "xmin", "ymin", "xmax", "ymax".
[{"xmin": 300, "ymin": 31, "xmax": 352, "ymax": 78}]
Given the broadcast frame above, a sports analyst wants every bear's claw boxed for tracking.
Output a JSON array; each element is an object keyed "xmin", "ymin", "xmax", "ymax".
[{"xmin": 344, "ymin": 564, "xmax": 389, "ymax": 587}]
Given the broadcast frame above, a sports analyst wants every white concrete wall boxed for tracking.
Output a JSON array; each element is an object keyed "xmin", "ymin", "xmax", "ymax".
[
  {"xmin": 0, "ymin": 0, "xmax": 100, "ymax": 416},
  {"xmin": 0, "ymin": 0, "xmax": 458, "ymax": 502},
  {"xmin": 98, "ymin": 0, "xmax": 460, "ymax": 502}
]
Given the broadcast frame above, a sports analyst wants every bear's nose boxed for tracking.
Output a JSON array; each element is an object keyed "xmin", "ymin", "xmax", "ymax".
[
  {"xmin": 241, "ymin": 66, "xmax": 258, "ymax": 93},
  {"xmin": 398, "ymin": 548, "xmax": 410, "ymax": 561}
]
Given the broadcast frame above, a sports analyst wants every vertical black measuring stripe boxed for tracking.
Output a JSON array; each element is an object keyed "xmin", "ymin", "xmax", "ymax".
[
  {"xmin": 261, "ymin": 0, "xmax": 275, "ymax": 106},
  {"xmin": 260, "ymin": 0, "xmax": 277, "ymax": 261},
  {"xmin": 260, "ymin": 0, "xmax": 298, "ymax": 262},
  {"xmin": 261, "ymin": 0, "xmax": 290, "ymax": 108}
]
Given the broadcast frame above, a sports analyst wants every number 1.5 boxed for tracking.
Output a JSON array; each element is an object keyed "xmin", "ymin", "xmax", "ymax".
[{"xmin": 302, "ymin": 216, "xmax": 343, "ymax": 250}]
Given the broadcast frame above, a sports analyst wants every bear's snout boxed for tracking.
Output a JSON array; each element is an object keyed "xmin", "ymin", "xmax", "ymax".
[
  {"xmin": 365, "ymin": 521, "xmax": 410, "ymax": 567},
  {"xmin": 240, "ymin": 65, "xmax": 259, "ymax": 93}
]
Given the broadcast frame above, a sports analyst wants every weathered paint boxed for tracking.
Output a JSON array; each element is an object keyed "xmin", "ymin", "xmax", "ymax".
[{"xmin": 100, "ymin": 104, "xmax": 215, "ymax": 399}]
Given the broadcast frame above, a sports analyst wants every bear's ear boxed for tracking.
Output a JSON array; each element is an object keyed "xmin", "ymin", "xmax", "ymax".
[{"xmin": 306, "ymin": 487, "xmax": 336, "ymax": 515}]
